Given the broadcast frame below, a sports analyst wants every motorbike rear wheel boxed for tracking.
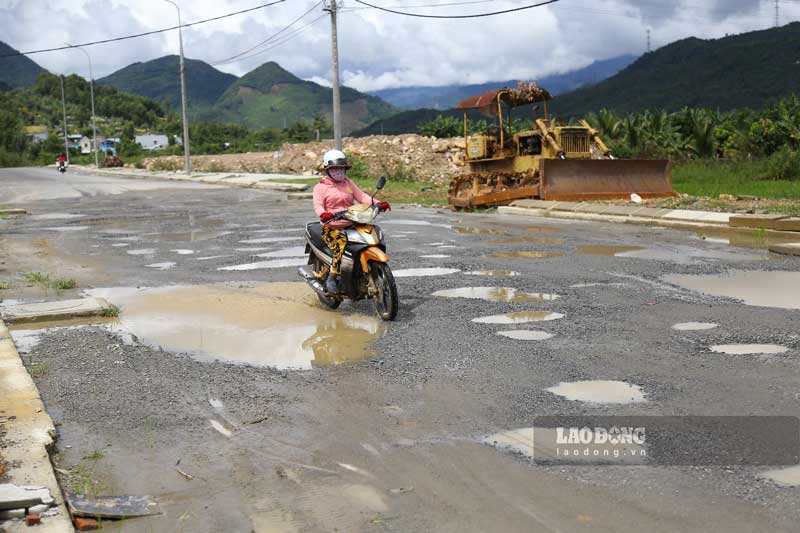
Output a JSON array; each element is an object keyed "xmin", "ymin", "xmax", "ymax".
[
  {"xmin": 311, "ymin": 256, "xmax": 340, "ymax": 309},
  {"xmin": 369, "ymin": 262, "xmax": 398, "ymax": 321}
]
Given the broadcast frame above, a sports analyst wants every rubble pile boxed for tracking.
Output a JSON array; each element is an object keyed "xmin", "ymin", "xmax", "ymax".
[{"xmin": 140, "ymin": 134, "xmax": 467, "ymax": 182}]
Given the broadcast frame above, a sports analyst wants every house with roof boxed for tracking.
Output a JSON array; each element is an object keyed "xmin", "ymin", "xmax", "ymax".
[
  {"xmin": 25, "ymin": 126, "xmax": 49, "ymax": 143},
  {"xmin": 135, "ymin": 134, "xmax": 181, "ymax": 151},
  {"xmin": 80, "ymin": 135, "xmax": 107, "ymax": 154}
]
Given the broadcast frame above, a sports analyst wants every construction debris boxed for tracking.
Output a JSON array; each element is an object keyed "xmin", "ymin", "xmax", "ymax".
[
  {"xmin": 141, "ymin": 135, "xmax": 467, "ymax": 183},
  {"xmin": 0, "ymin": 484, "xmax": 55, "ymax": 510},
  {"xmin": 66, "ymin": 493, "xmax": 160, "ymax": 519}
]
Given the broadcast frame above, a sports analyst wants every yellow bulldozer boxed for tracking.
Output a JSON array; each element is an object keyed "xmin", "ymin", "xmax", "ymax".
[{"xmin": 448, "ymin": 83, "xmax": 677, "ymax": 208}]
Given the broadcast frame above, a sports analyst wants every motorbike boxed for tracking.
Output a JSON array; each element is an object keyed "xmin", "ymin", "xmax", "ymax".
[
  {"xmin": 298, "ymin": 175, "xmax": 398, "ymax": 321},
  {"xmin": 57, "ymin": 160, "xmax": 67, "ymax": 173}
]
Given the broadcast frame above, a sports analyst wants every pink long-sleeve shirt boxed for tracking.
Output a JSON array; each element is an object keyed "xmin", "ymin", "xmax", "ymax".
[{"xmin": 313, "ymin": 176, "xmax": 373, "ymax": 227}]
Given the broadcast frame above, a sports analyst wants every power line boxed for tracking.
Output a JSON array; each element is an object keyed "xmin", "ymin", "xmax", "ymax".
[
  {"xmin": 351, "ymin": 0, "xmax": 559, "ymax": 19},
  {"xmin": 0, "ymin": 0, "xmax": 288, "ymax": 58},
  {"xmin": 212, "ymin": 0, "xmax": 323, "ymax": 65},
  {"xmin": 214, "ymin": 14, "xmax": 327, "ymax": 65}
]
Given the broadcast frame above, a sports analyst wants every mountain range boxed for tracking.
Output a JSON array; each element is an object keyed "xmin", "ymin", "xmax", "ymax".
[
  {"xmin": 0, "ymin": 41, "xmax": 47, "ymax": 89},
  {"xmin": 370, "ymin": 55, "xmax": 636, "ymax": 110}
]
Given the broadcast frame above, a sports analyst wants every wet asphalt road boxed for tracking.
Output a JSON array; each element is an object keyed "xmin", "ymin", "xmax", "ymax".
[{"xmin": 1, "ymin": 167, "xmax": 800, "ymax": 532}]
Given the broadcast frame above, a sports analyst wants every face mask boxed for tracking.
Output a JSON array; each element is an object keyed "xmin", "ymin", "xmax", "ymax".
[{"xmin": 327, "ymin": 167, "xmax": 347, "ymax": 182}]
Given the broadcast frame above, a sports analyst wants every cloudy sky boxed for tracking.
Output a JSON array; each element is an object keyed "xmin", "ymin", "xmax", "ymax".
[{"xmin": 1, "ymin": 0, "xmax": 797, "ymax": 91}]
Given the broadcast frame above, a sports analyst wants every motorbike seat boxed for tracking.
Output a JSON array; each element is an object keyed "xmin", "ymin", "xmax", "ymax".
[{"xmin": 306, "ymin": 222, "xmax": 334, "ymax": 255}]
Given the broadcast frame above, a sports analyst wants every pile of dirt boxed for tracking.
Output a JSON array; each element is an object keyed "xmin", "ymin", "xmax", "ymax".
[{"xmin": 140, "ymin": 134, "xmax": 467, "ymax": 183}]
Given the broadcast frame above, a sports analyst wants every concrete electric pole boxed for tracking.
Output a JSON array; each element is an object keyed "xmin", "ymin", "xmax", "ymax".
[
  {"xmin": 66, "ymin": 42, "xmax": 99, "ymax": 168},
  {"xmin": 325, "ymin": 0, "xmax": 343, "ymax": 150},
  {"xmin": 60, "ymin": 75, "xmax": 70, "ymax": 165},
  {"xmin": 164, "ymin": 0, "xmax": 192, "ymax": 175}
]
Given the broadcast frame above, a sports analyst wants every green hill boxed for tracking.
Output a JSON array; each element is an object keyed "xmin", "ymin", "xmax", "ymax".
[
  {"xmin": 550, "ymin": 22, "xmax": 800, "ymax": 117},
  {"xmin": 0, "ymin": 41, "xmax": 47, "ymax": 89},
  {"xmin": 205, "ymin": 62, "xmax": 397, "ymax": 134},
  {"xmin": 97, "ymin": 55, "xmax": 237, "ymax": 111}
]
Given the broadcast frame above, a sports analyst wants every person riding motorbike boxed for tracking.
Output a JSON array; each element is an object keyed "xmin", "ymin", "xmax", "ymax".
[
  {"xmin": 313, "ymin": 149, "xmax": 390, "ymax": 294},
  {"xmin": 56, "ymin": 153, "xmax": 67, "ymax": 165}
]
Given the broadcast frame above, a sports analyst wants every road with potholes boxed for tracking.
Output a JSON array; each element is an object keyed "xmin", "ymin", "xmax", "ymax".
[{"xmin": 1, "ymin": 167, "xmax": 800, "ymax": 532}]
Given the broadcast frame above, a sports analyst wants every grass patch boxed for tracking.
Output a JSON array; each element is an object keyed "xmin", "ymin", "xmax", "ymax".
[
  {"xmin": 51, "ymin": 278, "xmax": 77, "ymax": 290},
  {"xmin": 672, "ymin": 159, "xmax": 800, "ymax": 199},
  {"xmin": 82, "ymin": 449, "xmax": 105, "ymax": 461},
  {"xmin": 293, "ymin": 176, "xmax": 447, "ymax": 205},
  {"xmin": 0, "ymin": 280, "xmax": 11, "ymax": 290},
  {"xmin": 24, "ymin": 272, "xmax": 51, "ymax": 285},
  {"xmin": 29, "ymin": 362, "xmax": 48, "ymax": 379},
  {"xmin": 101, "ymin": 304, "xmax": 120, "ymax": 317}
]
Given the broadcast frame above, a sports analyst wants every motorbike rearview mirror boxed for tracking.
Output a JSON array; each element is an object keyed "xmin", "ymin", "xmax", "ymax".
[{"xmin": 376, "ymin": 175, "xmax": 386, "ymax": 190}]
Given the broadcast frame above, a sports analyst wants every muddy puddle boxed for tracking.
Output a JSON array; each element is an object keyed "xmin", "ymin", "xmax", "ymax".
[
  {"xmin": 496, "ymin": 330, "xmax": 554, "ymax": 341},
  {"xmin": 433, "ymin": 287, "xmax": 559, "ymax": 303},
  {"xmin": 392, "ymin": 268, "xmax": 460, "ymax": 277},
  {"xmin": 254, "ymin": 246, "xmax": 306, "ymax": 258},
  {"xmin": 464, "ymin": 270, "xmax": 520, "ymax": 277},
  {"xmin": 710, "ymin": 344, "xmax": 789, "ymax": 355},
  {"xmin": 576, "ymin": 245, "xmax": 644, "ymax": 256},
  {"xmin": 472, "ymin": 311, "xmax": 564, "ymax": 324},
  {"xmin": 546, "ymin": 380, "xmax": 647, "ymax": 404},
  {"xmin": 127, "ymin": 248, "xmax": 156, "ymax": 256},
  {"xmin": 489, "ymin": 236, "xmax": 564, "ymax": 245},
  {"xmin": 663, "ymin": 270, "xmax": 800, "ymax": 309},
  {"xmin": 758, "ymin": 465, "xmax": 800, "ymax": 487},
  {"xmin": 218, "ymin": 258, "xmax": 307, "ymax": 271},
  {"xmin": 672, "ymin": 322, "xmax": 718, "ymax": 331},
  {"xmin": 85, "ymin": 283, "xmax": 384, "ymax": 369},
  {"xmin": 696, "ymin": 229, "xmax": 800, "ymax": 249},
  {"xmin": 485, "ymin": 427, "xmax": 645, "ymax": 462},
  {"xmin": 239, "ymin": 236, "xmax": 301, "ymax": 244},
  {"xmin": 452, "ymin": 226, "xmax": 507, "ymax": 235},
  {"xmin": 419, "ymin": 254, "xmax": 450, "ymax": 259},
  {"xmin": 149, "ymin": 230, "xmax": 231, "ymax": 242},
  {"xmin": 487, "ymin": 251, "xmax": 564, "ymax": 259},
  {"xmin": 146, "ymin": 262, "xmax": 176, "ymax": 270}
]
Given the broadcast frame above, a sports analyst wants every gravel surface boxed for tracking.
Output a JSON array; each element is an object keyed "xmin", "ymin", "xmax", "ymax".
[{"xmin": 1, "ymin": 167, "xmax": 799, "ymax": 532}]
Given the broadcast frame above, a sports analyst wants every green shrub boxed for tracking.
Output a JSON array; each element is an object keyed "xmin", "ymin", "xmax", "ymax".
[
  {"xmin": 418, "ymin": 115, "xmax": 462, "ymax": 138},
  {"xmin": 765, "ymin": 146, "xmax": 800, "ymax": 181},
  {"xmin": 149, "ymin": 158, "xmax": 181, "ymax": 172},
  {"xmin": 344, "ymin": 153, "xmax": 370, "ymax": 181},
  {"xmin": 205, "ymin": 160, "xmax": 227, "ymax": 173}
]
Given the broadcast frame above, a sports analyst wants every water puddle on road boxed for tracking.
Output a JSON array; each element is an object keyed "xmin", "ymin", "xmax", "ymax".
[
  {"xmin": 239, "ymin": 236, "xmax": 302, "ymax": 244},
  {"xmin": 489, "ymin": 236, "xmax": 565, "ymax": 245},
  {"xmin": 663, "ymin": 270, "xmax": 800, "ymax": 310},
  {"xmin": 42, "ymin": 226, "xmax": 89, "ymax": 232},
  {"xmin": 576, "ymin": 245, "xmax": 644, "ymax": 256},
  {"xmin": 218, "ymin": 258, "xmax": 307, "ymax": 271},
  {"xmin": 85, "ymin": 283, "xmax": 385, "ymax": 369},
  {"xmin": 255, "ymin": 246, "xmax": 307, "ymax": 258},
  {"xmin": 496, "ymin": 330, "xmax": 554, "ymax": 341},
  {"xmin": 464, "ymin": 270, "xmax": 520, "ymax": 277},
  {"xmin": 171, "ymin": 249, "xmax": 195, "ymax": 255},
  {"xmin": 546, "ymin": 380, "xmax": 647, "ymax": 404},
  {"xmin": 524, "ymin": 226, "xmax": 560, "ymax": 233},
  {"xmin": 433, "ymin": 287, "xmax": 560, "ymax": 303},
  {"xmin": 672, "ymin": 322, "xmax": 718, "ymax": 331},
  {"xmin": 758, "ymin": 465, "xmax": 800, "ymax": 487},
  {"xmin": 152, "ymin": 230, "xmax": 231, "ymax": 242},
  {"xmin": 419, "ymin": 254, "xmax": 450, "ymax": 259},
  {"xmin": 487, "ymin": 251, "xmax": 564, "ymax": 259},
  {"xmin": 392, "ymin": 268, "xmax": 460, "ymax": 278},
  {"xmin": 146, "ymin": 262, "xmax": 177, "ymax": 270},
  {"xmin": 31, "ymin": 213, "xmax": 85, "ymax": 220},
  {"xmin": 472, "ymin": 311, "xmax": 564, "ymax": 324},
  {"xmin": 710, "ymin": 344, "xmax": 789, "ymax": 355},
  {"xmin": 452, "ymin": 226, "xmax": 507, "ymax": 235},
  {"xmin": 127, "ymin": 248, "xmax": 156, "ymax": 256}
]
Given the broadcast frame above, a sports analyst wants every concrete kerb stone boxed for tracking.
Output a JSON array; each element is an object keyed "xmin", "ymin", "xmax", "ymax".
[
  {"xmin": 0, "ymin": 297, "xmax": 112, "ymax": 325},
  {"xmin": 769, "ymin": 242, "xmax": 800, "ymax": 256},
  {"xmin": 0, "ymin": 320, "xmax": 72, "ymax": 532}
]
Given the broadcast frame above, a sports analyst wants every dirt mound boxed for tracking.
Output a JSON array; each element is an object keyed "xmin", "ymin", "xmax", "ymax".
[{"xmin": 141, "ymin": 134, "xmax": 466, "ymax": 183}]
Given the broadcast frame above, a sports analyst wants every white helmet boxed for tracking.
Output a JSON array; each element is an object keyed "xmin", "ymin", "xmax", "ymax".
[{"xmin": 322, "ymin": 149, "xmax": 350, "ymax": 169}]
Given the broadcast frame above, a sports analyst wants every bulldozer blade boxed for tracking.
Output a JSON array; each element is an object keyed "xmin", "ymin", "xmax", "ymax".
[{"xmin": 539, "ymin": 159, "xmax": 676, "ymax": 201}]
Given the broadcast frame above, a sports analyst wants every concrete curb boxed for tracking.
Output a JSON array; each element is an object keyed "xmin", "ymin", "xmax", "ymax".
[
  {"xmin": 0, "ymin": 298, "xmax": 112, "ymax": 325},
  {"xmin": 769, "ymin": 242, "xmax": 800, "ymax": 256},
  {"xmin": 70, "ymin": 166, "xmax": 309, "ymax": 192},
  {"xmin": 0, "ymin": 320, "xmax": 72, "ymax": 532}
]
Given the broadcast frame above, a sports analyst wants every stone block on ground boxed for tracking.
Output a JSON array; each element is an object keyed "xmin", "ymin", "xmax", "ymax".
[
  {"xmin": 0, "ymin": 484, "xmax": 53, "ymax": 510},
  {"xmin": 768, "ymin": 242, "xmax": 800, "ymax": 256},
  {"xmin": 0, "ymin": 297, "xmax": 112, "ymax": 324},
  {"xmin": 729, "ymin": 214, "xmax": 788, "ymax": 229},
  {"xmin": 772, "ymin": 217, "xmax": 800, "ymax": 232}
]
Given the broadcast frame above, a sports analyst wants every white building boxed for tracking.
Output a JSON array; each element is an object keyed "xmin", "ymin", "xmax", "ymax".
[
  {"xmin": 80, "ymin": 135, "xmax": 106, "ymax": 154},
  {"xmin": 135, "ymin": 134, "xmax": 181, "ymax": 151}
]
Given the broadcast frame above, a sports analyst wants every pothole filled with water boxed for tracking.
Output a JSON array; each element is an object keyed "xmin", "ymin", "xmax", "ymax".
[
  {"xmin": 496, "ymin": 330, "xmax": 554, "ymax": 341},
  {"xmin": 433, "ymin": 287, "xmax": 559, "ymax": 303},
  {"xmin": 489, "ymin": 237, "xmax": 564, "ymax": 245},
  {"xmin": 392, "ymin": 268, "xmax": 460, "ymax": 277},
  {"xmin": 452, "ymin": 226, "xmax": 507, "ymax": 235},
  {"xmin": 487, "ymin": 251, "xmax": 564, "ymax": 259},
  {"xmin": 758, "ymin": 465, "xmax": 800, "ymax": 487},
  {"xmin": 85, "ymin": 283, "xmax": 385, "ymax": 369},
  {"xmin": 710, "ymin": 344, "xmax": 789, "ymax": 355},
  {"xmin": 672, "ymin": 322, "xmax": 718, "ymax": 331},
  {"xmin": 546, "ymin": 380, "xmax": 647, "ymax": 404},
  {"xmin": 663, "ymin": 270, "xmax": 800, "ymax": 310},
  {"xmin": 472, "ymin": 311, "xmax": 564, "ymax": 324},
  {"xmin": 464, "ymin": 270, "xmax": 520, "ymax": 277},
  {"xmin": 576, "ymin": 245, "xmax": 644, "ymax": 256}
]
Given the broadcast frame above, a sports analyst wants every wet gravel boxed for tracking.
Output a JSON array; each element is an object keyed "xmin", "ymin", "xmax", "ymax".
[{"xmin": 2, "ymin": 168, "xmax": 800, "ymax": 532}]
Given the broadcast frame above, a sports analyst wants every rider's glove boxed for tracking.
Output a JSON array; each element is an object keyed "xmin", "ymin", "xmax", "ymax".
[
  {"xmin": 377, "ymin": 201, "xmax": 391, "ymax": 212},
  {"xmin": 320, "ymin": 211, "xmax": 334, "ymax": 222}
]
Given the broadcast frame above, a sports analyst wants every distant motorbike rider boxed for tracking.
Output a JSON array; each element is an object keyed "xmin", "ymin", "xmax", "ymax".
[
  {"xmin": 312, "ymin": 149, "xmax": 390, "ymax": 293},
  {"xmin": 56, "ymin": 153, "xmax": 67, "ymax": 166}
]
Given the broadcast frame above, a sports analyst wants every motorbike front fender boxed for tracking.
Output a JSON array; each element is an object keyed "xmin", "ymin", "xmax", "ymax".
[{"xmin": 360, "ymin": 246, "xmax": 388, "ymax": 273}]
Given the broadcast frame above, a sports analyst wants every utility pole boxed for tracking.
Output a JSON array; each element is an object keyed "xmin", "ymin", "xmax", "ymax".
[
  {"xmin": 775, "ymin": 0, "xmax": 780, "ymax": 27},
  {"xmin": 324, "ymin": 0, "xmax": 343, "ymax": 150},
  {"xmin": 164, "ymin": 0, "xmax": 191, "ymax": 175},
  {"xmin": 59, "ymin": 75, "xmax": 70, "ymax": 165},
  {"xmin": 66, "ymin": 43, "xmax": 99, "ymax": 168},
  {"xmin": 646, "ymin": 29, "xmax": 651, "ymax": 53}
]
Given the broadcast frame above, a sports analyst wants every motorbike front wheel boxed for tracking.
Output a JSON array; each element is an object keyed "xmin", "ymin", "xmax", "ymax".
[{"xmin": 369, "ymin": 262, "xmax": 398, "ymax": 321}]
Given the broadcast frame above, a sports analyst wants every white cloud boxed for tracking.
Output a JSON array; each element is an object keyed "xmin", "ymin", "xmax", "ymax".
[{"xmin": 1, "ymin": 0, "xmax": 798, "ymax": 91}]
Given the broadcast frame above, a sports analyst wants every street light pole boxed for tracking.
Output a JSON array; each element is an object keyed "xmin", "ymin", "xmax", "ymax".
[
  {"xmin": 59, "ymin": 75, "xmax": 70, "ymax": 165},
  {"xmin": 66, "ymin": 42, "xmax": 99, "ymax": 168},
  {"xmin": 163, "ymin": 0, "xmax": 192, "ymax": 175},
  {"xmin": 324, "ymin": 0, "xmax": 343, "ymax": 150}
]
